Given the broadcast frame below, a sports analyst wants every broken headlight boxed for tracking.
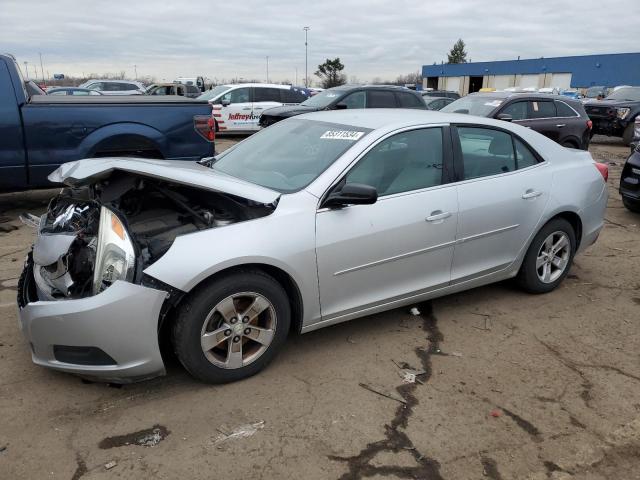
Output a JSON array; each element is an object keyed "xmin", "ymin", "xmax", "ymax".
[{"xmin": 93, "ymin": 207, "xmax": 136, "ymax": 294}]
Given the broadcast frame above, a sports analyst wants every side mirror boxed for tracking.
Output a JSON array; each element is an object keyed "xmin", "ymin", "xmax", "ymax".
[
  {"xmin": 334, "ymin": 102, "xmax": 348, "ymax": 110},
  {"xmin": 497, "ymin": 113, "xmax": 513, "ymax": 122},
  {"xmin": 322, "ymin": 183, "xmax": 378, "ymax": 208},
  {"xmin": 221, "ymin": 99, "xmax": 231, "ymax": 107}
]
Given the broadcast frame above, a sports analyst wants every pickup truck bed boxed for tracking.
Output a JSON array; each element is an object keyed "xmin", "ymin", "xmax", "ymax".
[{"xmin": 1, "ymin": 53, "xmax": 215, "ymax": 191}]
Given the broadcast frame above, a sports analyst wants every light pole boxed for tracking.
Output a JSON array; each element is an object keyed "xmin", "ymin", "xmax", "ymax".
[
  {"xmin": 39, "ymin": 53, "xmax": 45, "ymax": 83},
  {"xmin": 23, "ymin": 61, "xmax": 29, "ymax": 80},
  {"xmin": 266, "ymin": 56, "xmax": 269, "ymax": 83},
  {"xmin": 303, "ymin": 26, "xmax": 310, "ymax": 87},
  {"xmin": 134, "ymin": 64, "xmax": 138, "ymax": 80}
]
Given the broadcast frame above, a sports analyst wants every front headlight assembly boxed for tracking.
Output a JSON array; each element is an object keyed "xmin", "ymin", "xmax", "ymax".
[
  {"xmin": 617, "ymin": 107, "xmax": 631, "ymax": 120},
  {"xmin": 93, "ymin": 207, "xmax": 136, "ymax": 294}
]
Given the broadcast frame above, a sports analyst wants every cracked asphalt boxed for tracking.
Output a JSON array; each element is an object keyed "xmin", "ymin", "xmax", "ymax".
[{"xmin": 1, "ymin": 136, "xmax": 639, "ymax": 479}]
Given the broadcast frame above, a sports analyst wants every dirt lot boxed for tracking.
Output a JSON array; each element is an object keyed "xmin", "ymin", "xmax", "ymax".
[{"xmin": 1, "ymin": 136, "xmax": 638, "ymax": 480}]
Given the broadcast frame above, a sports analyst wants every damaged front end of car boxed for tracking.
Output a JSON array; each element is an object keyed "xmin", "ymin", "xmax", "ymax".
[{"xmin": 17, "ymin": 159, "xmax": 279, "ymax": 382}]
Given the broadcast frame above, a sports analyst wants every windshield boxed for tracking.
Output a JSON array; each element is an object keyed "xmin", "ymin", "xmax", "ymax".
[
  {"xmin": 197, "ymin": 85, "xmax": 232, "ymax": 101},
  {"xmin": 585, "ymin": 86, "xmax": 606, "ymax": 98},
  {"xmin": 441, "ymin": 96, "xmax": 504, "ymax": 116},
  {"xmin": 211, "ymin": 119, "xmax": 372, "ymax": 193},
  {"xmin": 300, "ymin": 88, "xmax": 346, "ymax": 108},
  {"xmin": 605, "ymin": 87, "xmax": 640, "ymax": 102}
]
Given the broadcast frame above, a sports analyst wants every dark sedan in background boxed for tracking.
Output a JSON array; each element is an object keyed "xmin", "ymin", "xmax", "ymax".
[
  {"xmin": 442, "ymin": 92, "xmax": 592, "ymax": 149},
  {"xmin": 258, "ymin": 85, "xmax": 426, "ymax": 128}
]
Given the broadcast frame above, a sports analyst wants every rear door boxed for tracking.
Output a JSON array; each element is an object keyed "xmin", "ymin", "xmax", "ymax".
[
  {"xmin": 554, "ymin": 99, "xmax": 585, "ymax": 148},
  {"xmin": 367, "ymin": 90, "xmax": 397, "ymax": 109},
  {"xmin": 217, "ymin": 87, "xmax": 254, "ymax": 132},
  {"xmin": 252, "ymin": 87, "xmax": 284, "ymax": 130},
  {"xmin": 450, "ymin": 125, "xmax": 551, "ymax": 283},
  {"xmin": 527, "ymin": 100, "xmax": 560, "ymax": 142}
]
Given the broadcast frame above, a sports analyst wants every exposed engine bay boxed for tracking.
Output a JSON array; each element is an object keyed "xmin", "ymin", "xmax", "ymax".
[{"xmin": 31, "ymin": 172, "xmax": 275, "ymax": 300}]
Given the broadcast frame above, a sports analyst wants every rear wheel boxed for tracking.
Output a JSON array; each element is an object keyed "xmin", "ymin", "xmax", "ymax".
[
  {"xmin": 517, "ymin": 218, "xmax": 576, "ymax": 294},
  {"xmin": 623, "ymin": 196, "xmax": 640, "ymax": 213},
  {"xmin": 172, "ymin": 270, "xmax": 290, "ymax": 383},
  {"xmin": 561, "ymin": 139, "xmax": 578, "ymax": 148}
]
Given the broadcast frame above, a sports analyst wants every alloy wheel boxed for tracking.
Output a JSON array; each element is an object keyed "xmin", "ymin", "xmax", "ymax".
[
  {"xmin": 200, "ymin": 292, "xmax": 277, "ymax": 369},
  {"xmin": 536, "ymin": 231, "xmax": 571, "ymax": 284}
]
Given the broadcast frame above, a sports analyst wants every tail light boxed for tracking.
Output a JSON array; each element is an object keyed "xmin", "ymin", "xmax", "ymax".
[
  {"xmin": 586, "ymin": 119, "xmax": 593, "ymax": 130},
  {"xmin": 194, "ymin": 115, "xmax": 215, "ymax": 142},
  {"xmin": 594, "ymin": 162, "xmax": 608, "ymax": 182}
]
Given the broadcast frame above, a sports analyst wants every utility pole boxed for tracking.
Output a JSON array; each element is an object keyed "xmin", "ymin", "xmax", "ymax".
[
  {"xmin": 39, "ymin": 53, "xmax": 45, "ymax": 83},
  {"xmin": 295, "ymin": 67, "xmax": 298, "ymax": 86},
  {"xmin": 134, "ymin": 64, "xmax": 138, "ymax": 80},
  {"xmin": 266, "ymin": 56, "xmax": 269, "ymax": 83},
  {"xmin": 303, "ymin": 26, "xmax": 310, "ymax": 87},
  {"xmin": 23, "ymin": 61, "xmax": 29, "ymax": 80}
]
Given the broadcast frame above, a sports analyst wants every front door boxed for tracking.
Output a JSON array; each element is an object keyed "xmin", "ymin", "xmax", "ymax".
[
  {"xmin": 316, "ymin": 126, "xmax": 457, "ymax": 320},
  {"xmin": 451, "ymin": 125, "xmax": 552, "ymax": 282}
]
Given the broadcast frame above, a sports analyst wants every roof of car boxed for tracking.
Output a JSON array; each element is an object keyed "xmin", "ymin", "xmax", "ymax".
[
  {"xmin": 296, "ymin": 108, "xmax": 511, "ymax": 130},
  {"xmin": 222, "ymin": 83, "xmax": 298, "ymax": 89},
  {"xmin": 467, "ymin": 91, "xmax": 582, "ymax": 104},
  {"xmin": 328, "ymin": 84, "xmax": 415, "ymax": 92}
]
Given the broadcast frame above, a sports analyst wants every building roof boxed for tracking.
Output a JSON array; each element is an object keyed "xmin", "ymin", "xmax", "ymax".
[{"xmin": 423, "ymin": 52, "xmax": 640, "ymax": 87}]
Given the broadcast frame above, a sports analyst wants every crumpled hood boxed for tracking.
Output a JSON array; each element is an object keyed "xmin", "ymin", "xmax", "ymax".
[
  {"xmin": 49, "ymin": 157, "xmax": 281, "ymax": 205},
  {"xmin": 585, "ymin": 99, "xmax": 634, "ymax": 108},
  {"xmin": 261, "ymin": 104, "xmax": 319, "ymax": 118}
]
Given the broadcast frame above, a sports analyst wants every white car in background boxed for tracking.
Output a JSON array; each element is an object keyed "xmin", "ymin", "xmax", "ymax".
[
  {"xmin": 79, "ymin": 79, "xmax": 146, "ymax": 95},
  {"xmin": 197, "ymin": 83, "xmax": 310, "ymax": 133}
]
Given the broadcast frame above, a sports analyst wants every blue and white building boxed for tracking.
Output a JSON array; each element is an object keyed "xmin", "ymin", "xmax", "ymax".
[{"xmin": 422, "ymin": 52, "xmax": 640, "ymax": 95}]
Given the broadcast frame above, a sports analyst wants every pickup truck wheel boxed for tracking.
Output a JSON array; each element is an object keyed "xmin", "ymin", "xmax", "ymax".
[
  {"xmin": 172, "ymin": 270, "xmax": 290, "ymax": 383},
  {"xmin": 622, "ymin": 123, "xmax": 635, "ymax": 146},
  {"xmin": 517, "ymin": 218, "xmax": 576, "ymax": 294}
]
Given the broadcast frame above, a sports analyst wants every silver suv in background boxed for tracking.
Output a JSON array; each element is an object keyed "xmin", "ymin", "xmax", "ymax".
[{"xmin": 79, "ymin": 79, "xmax": 146, "ymax": 95}]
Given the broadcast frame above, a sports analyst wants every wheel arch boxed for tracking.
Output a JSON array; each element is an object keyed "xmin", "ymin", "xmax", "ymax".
[
  {"xmin": 170, "ymin": 263, "xmax": 304, "ymax": 336},
  {"xmin": 80, "ymin": 123, "xmax": 168, "ymax": 158}
]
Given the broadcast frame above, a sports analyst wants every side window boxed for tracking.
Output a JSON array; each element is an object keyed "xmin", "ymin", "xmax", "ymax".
[
  {"xmin": 397, "ymin": 92, "xmax": 424, "ymax": 108},
  {"xmin": 345, "ymin": 128, "xmax": 443, "ymax": 196},
  {"xmin": 500, "ymin": 101, "xmax": 528, "ymax": 120},
  {"xmin": 87, "ymin": 82, "xmax": 102, "ymax": 91},
  {"xmin": 340, "ymin": 91, "xmax": 366, "ymax": 109},
  {"xmin": 222, "ymin": 87, "xmax": 251, "ymax": 104},
  {"xmin": 123, "ymin": 83, "xmax": 139, "ymax": 91},
  {"xmin": 367, "ymin": 90, "xmax": 397, "ymax": 108},
  {"xmin": 514, "ymin": 138, "xmax": 539, "ymax": 169},
  {"xmin": 555, "ymin": 101, "xmax": 578, "ymax": 117},
  {"xmin": 458, "ymin": 127, "xmax": 515, "ymax": 180},
  {"xmin": 281, "ymin": 88, "xmax": 306, "ymax": 103},
  {"xmin": 254, "ymin": 87, "xmax": 281, "ymax": 102},
  {"xmin": 530, "ymin": 100, "xmax": 556, "ymax": 118}
]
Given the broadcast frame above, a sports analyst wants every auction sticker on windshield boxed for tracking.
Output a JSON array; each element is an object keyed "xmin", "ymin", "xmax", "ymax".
[{"xmin": 320, "ymin": 130, "xmax": 365, "ymax": 141}]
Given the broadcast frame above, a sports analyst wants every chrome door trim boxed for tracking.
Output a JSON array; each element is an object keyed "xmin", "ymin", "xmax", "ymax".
[
  {"xmin": 455, "ymin": 224, "xmax": 520, "ymax": 244},
  {"xmin": 333, "ymin": 239, "xmax": 457, "ymax": 276}
]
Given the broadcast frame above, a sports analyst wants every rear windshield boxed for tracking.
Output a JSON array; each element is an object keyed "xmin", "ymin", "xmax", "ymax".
[
  {"xmin": 211, "ymin": 118, "xmax": 371, "ymax": 193},
  {"xmin": 441, "ymin": 96, "xmax": 504, "ymax": 116}
]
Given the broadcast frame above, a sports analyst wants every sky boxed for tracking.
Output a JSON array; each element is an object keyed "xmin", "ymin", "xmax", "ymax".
[{"xmin": 2, "ymin": 0, "xmax": 639, "ymax": 85}]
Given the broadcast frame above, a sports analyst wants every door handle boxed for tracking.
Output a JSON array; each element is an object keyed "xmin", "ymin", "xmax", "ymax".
[
  {"xmin": 556, "ymin": 124, "xmax": 566, "ymax": 128},
  {"xmin": 253, "ymin": 107, "xmax": 264, "ymax": 110},
  {"xmin": 242, "ymin": 107, "xmax": 252, "ymax": 110},
  {"xmin": 522, "ymin": 190, "xmax": 542, "ymax": 199},
  {"xmin": 426, "ymin": 211, "xmax": 452, "ymax": 222}
]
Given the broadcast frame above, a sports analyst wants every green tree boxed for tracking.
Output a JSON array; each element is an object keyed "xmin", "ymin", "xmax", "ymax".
[
  {"xmin": 447, "ymin": 39, "xmax": 467, "ymax": 64},
  {"xmin": 315, "ymin": 58, "xmax": 347, "ymax": 89}
]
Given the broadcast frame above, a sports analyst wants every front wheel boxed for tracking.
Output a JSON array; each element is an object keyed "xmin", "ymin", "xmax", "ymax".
[
  {"xmin": 172, "ymin": 270, "xmax": 291, "ymax": 383},
  {"xmin": 517, "ymin": 218, "xmax": 576, "ymax": 294},
  {"xmin": 623, "ymin": 196, "xmax": 640, "ymax": 213}
]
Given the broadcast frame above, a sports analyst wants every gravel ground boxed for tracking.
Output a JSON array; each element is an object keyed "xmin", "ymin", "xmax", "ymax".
[{"xmin": 0, "ymin": 135, "xmax": 638, "ymax": 480}]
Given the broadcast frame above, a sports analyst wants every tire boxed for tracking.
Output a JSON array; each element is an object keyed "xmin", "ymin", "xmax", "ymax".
[
  {"xmin": 172, "ymin": 270, "xmax": 291, "ymax": 383},
  {"xmin": 517, "ymin": 218, "xmax": 576, "ymax": 294},
  {"xmin": 561, "ymin": 139, "xmax": 578, "ymax": 149},
  {"xmin": 623, "ymin": 197, "xmax": 640, "ymax": 213},
  {"xmin": 622, "ymin": 123, "xmax": 634, "ymax": 146}
]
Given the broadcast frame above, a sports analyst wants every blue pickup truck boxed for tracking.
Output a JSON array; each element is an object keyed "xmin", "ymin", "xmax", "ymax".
[{"xmin": 0, "ymin": 53, "xmax": 215, "ymax": 191}]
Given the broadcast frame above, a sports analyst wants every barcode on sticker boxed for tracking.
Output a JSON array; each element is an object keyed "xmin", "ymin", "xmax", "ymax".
[{"xmin": 320, "ymin": 130, "xmax": 365, "ymax": 140}]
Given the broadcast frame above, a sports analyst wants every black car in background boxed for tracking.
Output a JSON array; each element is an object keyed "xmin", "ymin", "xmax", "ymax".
[
  {"xmin": 620, "ymin": 145, "xmax": 640, "ymax": 213},
  {"xmin": 258, "ymin": 85, "xmax": 426, "ymax": 128},
  {"xmin": 584, "ymin": 87, "xmax": 640, "ymax": 146},
  {"xmin": 423, "ymin": 96, "xmax": 455, "ymax": 110},
  {"xmin": 442, "ymin": 92, "xmax": 592, "ymax": 149},
  {"xmin": 421, "ymin": 90, "xmax": 461, "ymax": 100}
]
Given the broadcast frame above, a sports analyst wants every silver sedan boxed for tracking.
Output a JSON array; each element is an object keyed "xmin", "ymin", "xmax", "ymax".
[{"xmin": 17, "ymin": 110, "xmax": 608, "ymax": 383}]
